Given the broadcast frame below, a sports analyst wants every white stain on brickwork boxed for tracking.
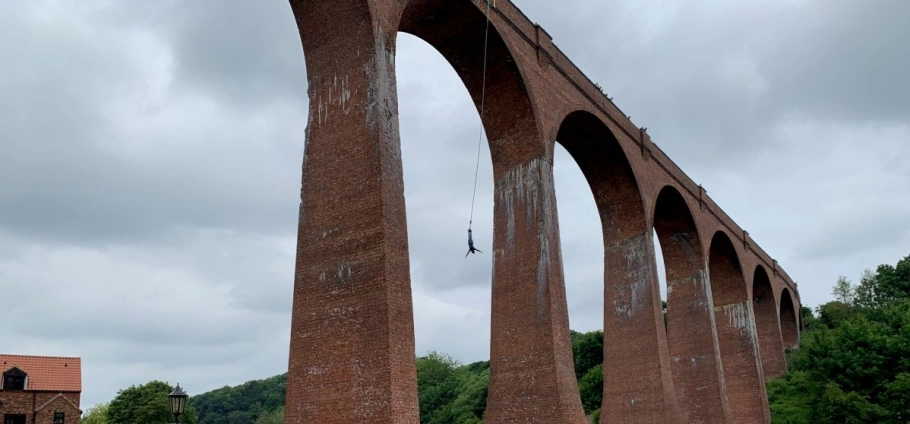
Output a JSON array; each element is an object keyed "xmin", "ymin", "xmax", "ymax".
[
  {"xmin": 612, "ymin": 234, "xmax": 654, "ymax": 319},
  {"xmin": 328, "ymin": 74, "xmax": 353, "ymax": 115},
  {"xmin": 309, "ymin": 73, "xmax": 354, "ymax": 128},
  {"xmin": 692, "ymin": 269, "xmax": 711, "ymax": 311},
  {"xmin": 536, "ymin": 234, "xmax": 551, "ymax": 313},
  {"xmin": 717, "ymin": 301, "xmax": 757, "ymax": 346},
  {"xmin": 364, "ymin": 25, "xmax": 395, "ymax": 128},
  {"xmin": 494, "ymin": 156, "xmax": 563, "ymax": 317},
  {"xmin": 336, "ymin": 262, "xmax": 353, "ymax": 283},
  {"xmin": 361, "ymin": 24, "xmax": 405, "ymax": 183}
]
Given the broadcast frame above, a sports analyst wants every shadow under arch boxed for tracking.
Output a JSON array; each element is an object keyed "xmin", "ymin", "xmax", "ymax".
[
  {"xmin": 556, "ymin": 110, "xmax": 681, "ymax": 422},
  {"xmin": 398, "ymin": 1, "xmax": 585, "ymax": 422},
  {"xmin": 779, "ymin": 288, "xmax": 800, "ymax": 350},
  {"xmin": 708, "ymin": 231, "xmax": 769, "ymax": 422},
  {"xmin": 653, "ymin": 186, "xmax": 732, "ymax": 422},
  {"xmin": 753, "ymin": 266, "xmax": 787, "ymax": 379}
]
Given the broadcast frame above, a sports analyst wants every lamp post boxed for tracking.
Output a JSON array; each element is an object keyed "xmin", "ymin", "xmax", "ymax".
[{"xmin": 168, "ymin": 383, "xmax": 188, "ymax": 424}]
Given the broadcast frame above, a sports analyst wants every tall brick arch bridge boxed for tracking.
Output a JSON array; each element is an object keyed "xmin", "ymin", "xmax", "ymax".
[{"xmin": 284, "ymin": 0, "xmax": 802, "ymax": 422}]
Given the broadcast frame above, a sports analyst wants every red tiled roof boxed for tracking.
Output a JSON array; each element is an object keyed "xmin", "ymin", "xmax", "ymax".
[{"xmin": 0, "ymin": 354, "xmax": 81, "ymax": 392}]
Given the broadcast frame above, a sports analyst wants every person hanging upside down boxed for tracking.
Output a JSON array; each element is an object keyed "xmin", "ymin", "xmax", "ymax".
[{"xmin": 465, "ymin": 228, "xmax": 483, "ymax": 257}]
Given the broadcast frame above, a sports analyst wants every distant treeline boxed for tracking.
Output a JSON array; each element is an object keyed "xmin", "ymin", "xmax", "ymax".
[
  {"xmin": 186, "ymin": 330, "xmax": 605, "ymax": 423},
  {"xmin": 180, "ymin": 254, "xmax": 910, "ymax": 424}
]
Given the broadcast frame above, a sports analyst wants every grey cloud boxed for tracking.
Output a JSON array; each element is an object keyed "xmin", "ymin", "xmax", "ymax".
[
  {"xmin": 761, "ymin": 0, "xmax": 910, "ymax": 122},
  {"xmin": 155, "ymin": 0, "xmax": 309, "ymax": 108},
  {"xmin": 793, "ymin": 205, "xmax": 910, "ymax": 262},
  {"xmin": 519, "ymin": 0, "xmax": 910, "ymax": 170},
  {"xmin": 0, "ymin": 0, "xmax": 311, "ymax": 248}
]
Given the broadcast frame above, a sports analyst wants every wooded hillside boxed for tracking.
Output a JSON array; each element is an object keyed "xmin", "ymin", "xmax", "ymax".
[{"xmin": 85, "ymin": 254, "xmax": 910, "ymax": 423}]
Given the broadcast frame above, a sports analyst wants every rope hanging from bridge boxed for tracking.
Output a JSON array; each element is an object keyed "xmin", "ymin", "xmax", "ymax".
[{"xmin": 466, "ymin": 0, "xmax": 493, "ymax": 258}]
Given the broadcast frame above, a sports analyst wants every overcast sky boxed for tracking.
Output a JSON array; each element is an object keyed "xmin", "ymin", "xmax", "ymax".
[{"xmin": 1, "ymin": 0, "xmax": 908, "ymax": 413}]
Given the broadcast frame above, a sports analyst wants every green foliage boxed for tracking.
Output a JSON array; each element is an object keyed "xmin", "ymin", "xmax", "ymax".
[
  {"xmin": 816, "ymin": 382, "xmax": 889, "ymax": 423},
  {"xmin": 815, "ymin": 300, "xmax": 857, "ymax": 328},
  {"xmin": 107, "ymin": 380, "xmax": 198, "ymax": 424},
  {"xmin": 832, "ymin": 276, "xmax": 856, "ymax": 305},
  {"xmin": 416, "ymin": 352, "xmax": 488, "ymax": 424},
  {"xmin": 81, "ymin": 402, "xmax": 108, "ymax": 424},
  {"xmin": 590, "ymin": 408, "xmax": 601, "ymax": 423},
  {"xmin": 873, "ymin": 254, "xmax": 910, "ymax": 301},
  {"xmin": 189, "ymin": 373, "xmax": 286, "ymax": 424},
  {"xmin": 90, "ymin": 255, "xmax": 910, "ymax": 423},
  {"xmin": 571, "ymin": 330, "xmax": 603, "ymax": 380},
  {"xmin": 101, "ymin": 332, "xmax": 606, "ymax": 424},
  {"xmin": 854, "ymin": 269, "xmax": 879, "ymax": 308},
  {"xmin": 578, "ymin": 364, "xmax": 603, "ymax": 413},
  {"xmin": 800, "ymin": 306, "xmax": 820, "ymax": 331},
  {"xmin": 410, "ymin": 330, "xmax": 605, "ymax": 422},
  {"xmin": 768, "ymin": 254, "xmax": 910, "ymax": 423},
  {"xmin": 766, "ymin": 371, "xmax": 815, "ymax": 423},
  {"xmin": 253, "ymin": 406, "xmax": 283, "ymax": 424}
]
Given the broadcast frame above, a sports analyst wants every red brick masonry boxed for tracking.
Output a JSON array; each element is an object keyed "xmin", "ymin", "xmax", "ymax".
[{"xmin": 283, "ymin": 1, "xmax": 801, "ymax": 423}]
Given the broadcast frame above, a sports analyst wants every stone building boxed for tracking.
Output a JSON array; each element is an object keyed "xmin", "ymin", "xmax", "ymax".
[{"xmin": 0, "ymin": 354, "xmax": 82, "ymax": 424}]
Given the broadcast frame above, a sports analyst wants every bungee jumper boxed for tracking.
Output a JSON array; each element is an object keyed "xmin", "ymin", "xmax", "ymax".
[{"xmin": 465, "ymin": 228, "xmax": 483, "ymax": 258}]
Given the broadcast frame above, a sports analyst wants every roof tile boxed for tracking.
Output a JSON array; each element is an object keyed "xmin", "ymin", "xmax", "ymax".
[{"xmin": 0, "ymin": 354, "xmax": 81, "ymax": 392}]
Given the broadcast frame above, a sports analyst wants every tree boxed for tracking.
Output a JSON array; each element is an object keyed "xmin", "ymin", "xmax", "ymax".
[
  {"xmin": 415, "ymin": 352, "xmax": 487, "ymax": 424},
  {"xmin": 189, "ymin": 373, "xmax": 286, "ymax": 424},
  {"xmin": 768, "ymin": 254, "xmax": 910, "ymax": 423},
  {"xmin": 107, "ymin": 380, "xmax": 199, "ymax": 424},
  {"xmin": 81, "ymin": 402, "xmax": 108, "ymax": 424},
  {"xmin": 800, "ymin": 306, "xmax": 820, "ymax": 331},
  {"xmin": 571, "ymin": 330, "xmax": 603, "ymax": 379},
  {"xmin": 253, "ymin": 407, "xmax": 283, "ymax": 424},
  {"xmin": 578, "ymin": 364, "xmax": 603, "ymax": 413},
  {"xmin": 832, "ymin": 276, "xmax": 855, "ymax": 305},
  {"xmin": 815, "ymin": 301, "xmax": 856, "ymax": 328},
  {"xmin": 873, "ymin": 254, "xmax": 910, "ymax": 302},
  {"xmin": 855, "ymin": 269, "xmax": 879, "ymax": 307}
]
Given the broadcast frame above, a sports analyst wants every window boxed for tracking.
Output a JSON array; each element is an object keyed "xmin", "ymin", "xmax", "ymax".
[
  {"xmin": 4, "ymin": 415, "xmax": 26, "ymax": 424},
  {"xmin": 53, "ymin": 412, "xmax": 65, "ymax": 424},
  {"xmin": 1, "ymin": 368, "xmax": 26, "ymax": 391}
]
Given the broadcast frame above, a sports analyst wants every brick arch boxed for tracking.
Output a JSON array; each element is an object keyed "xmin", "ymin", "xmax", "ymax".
[
  {"xmin": 753, "ymin": 265, "xmax": 787, "ymax": 379},
  {"xmin": 285, "ymin": 0, "xmax": 802, "ymax": 421},
  {"xmin": 398, "ymin": 0, "xmax": 542, "ymax": 171},
  {"xmin": 653, "ymin": 186, "xmax": 732, "ymax": 422},
  {"xmin": 398, "ymin": 2, "xmax": 588, "ymax": 422},
  {"xmin": 708, "ymin": 231, "xmax": 770, "ymax": 422},
  {"xmin": 555, "ymin": 110, "xmax": 646, "ymax": 239},
  {"xmin": 555, "ymin": 110, "xmax": 681, "ymax": 422},
  {"xmin": 293, "ymin": 0, "xmax": 375, "ymax": 53},
  {"xmin": 779, "ymin": 288, "xmax": 800, "ymax": 350}
]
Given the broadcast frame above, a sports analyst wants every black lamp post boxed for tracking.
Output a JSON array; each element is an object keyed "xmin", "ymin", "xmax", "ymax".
[{"xmin": 168, "ymin": 383, "xmax": 188, "ymax": 424}]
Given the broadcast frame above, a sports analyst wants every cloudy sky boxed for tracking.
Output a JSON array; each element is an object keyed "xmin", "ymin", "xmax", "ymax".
[{"xmin": 1, "ymin": 0, "xmax": 908, "ymax": 413}]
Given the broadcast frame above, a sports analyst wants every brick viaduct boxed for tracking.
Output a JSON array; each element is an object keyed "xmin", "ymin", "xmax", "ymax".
[{"xmin": 283, "ymin": 0, "xmax": 803, "ymax": 422}]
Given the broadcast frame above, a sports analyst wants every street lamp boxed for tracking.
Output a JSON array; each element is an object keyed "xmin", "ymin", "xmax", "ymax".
[{"xmin": 168, "ymin": 383, "xmax": 188, "ymax": 424}]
